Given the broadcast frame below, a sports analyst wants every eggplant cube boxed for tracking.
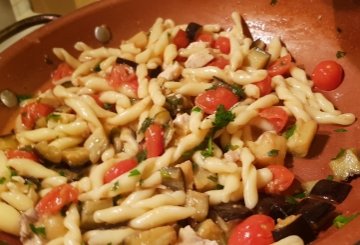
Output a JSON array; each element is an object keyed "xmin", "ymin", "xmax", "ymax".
[{"xmin": 310, "ymin": 179, "xmax": 352, "ymax": 203}]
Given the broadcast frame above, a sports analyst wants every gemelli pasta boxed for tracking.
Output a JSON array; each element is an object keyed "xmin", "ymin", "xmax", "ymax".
[{"xmin": 0, "ymin": 12, "xmax": 355, "ymax": 245}]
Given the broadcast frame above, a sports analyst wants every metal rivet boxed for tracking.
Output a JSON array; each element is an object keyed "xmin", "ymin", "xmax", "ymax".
[
  {"xmin": 0, "ymin": 89, "xmax": 18, "ymax": 108},
  {"xmin": 94, "ymin": 25, "xmax": 111, "ymax": 43}
]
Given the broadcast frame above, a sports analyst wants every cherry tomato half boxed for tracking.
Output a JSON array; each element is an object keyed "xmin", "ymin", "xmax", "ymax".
[
  {"xmin": 21, "ymin": 102, "xmax": 55, "ymax": 129},
  {"xmin": 107, "ymin": 64, "xmax": 139, "ymax": 95},
  {"xmin": 267, "ymin": 54, "xmax": 292, "ymax": 77},
  {"xmin": 35, "ymin": 184, "xmax": 78, "ymax": 215},
  {"xmin": 259, "ymin": 106, "xmax": 289, "ymax": 133},
  {"xmin": 6, "ymin": 149, "xmax": 39, "ymax": 162},
  {"xmin": 195, "ymin": 87, "xmax": 238, "ymax": 114},
  {"xmin": 228, "ymin": 214, "xmax": 275, "ymax": 245},
  {"xmin": 206, "ymin": 56, "xmax": 229, "ymax": 69},
  {"xmin": 254, "ymin": 75, "xmax": 272, "ymax": 97},
  {"xmin": 144, "ymin": 123, "xmax": 165, "ymax": 158},
  {"xmin": 213, "ymin": 36, "xmax": 231, "ymax": 54},
  {"xmin": 51, "ymin": 63, "xmax": 73, "ymax": 82},
  {"xmin": 173, "ymin": 29, "xmax": 190, "ymax": 49},
  {"xmin": 311, "ymin": 60, "xmax": 343, "ymax": 91},
  {"xmin": 264, "ymin": 165, "xmax": 295, "ymax": 194},
  {"xmin": 103, "ymin": 159, "xmax": 138, "ymax": 183}
]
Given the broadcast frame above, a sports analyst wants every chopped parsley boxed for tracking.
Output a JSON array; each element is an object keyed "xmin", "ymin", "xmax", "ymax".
[
  {"xmin": 224, "ymin": 144, "xmax": 239, "ymax": 152},
  {"xmin": 213, "ymin": 105, "xmax": 235, "ymax": 129},
  {"xmin": 334, "ymin": 128, "xmax": 347, "ymax": 133},
  {"xmin": 136, "ymin": 150, "xmax": 147, "ymax": 163},
  {"xmin": 17, "ymin": 94, "xmax": 32, "ymax": 103},
  {"xmin": 332, "ymin": 148, "xmax": 346, "ymax": 160},
  {"xmin": 160, "ymin": 168, "xmax": 171, "ymax": 178},
  {"xmin": 336, "ymin": 51, "xmax": 346, "ymax": 59},
  {"xmin": 128, "ymin": 169, "xmax": 141, "ymax": 177},
  {"xmin": 293, "ymin": 192, "xmax": 306, "ymax": 199},
  {"xmin": 267, "ymin": 149, "xmax": 279, "ymax": 157},
  {"xmin": 46, "ymin": 113, "xmax": 61, "ymax": 122},
  {"xmin": 29, "ymin": 224, "xmax": 46, "ymax": 236},
  {"xmin": 0, "ymin": 177, "xmax": 6, "ymax": 184},
  {"xmin": 92, "ymin": 63, "xmax": 101, "ymax": 72},
  {"xmin": 201, "ymin": 137, "xmax": 214, "ymax": 157},
  {"xmin": 112, "ymin": 181, "xmax": 120, "ymax": 191},
  {"xmin": 192, "ymin": 107, "xmax": 202, "ymax": 112},
  {"xmin": 285, "ymin": 192, "xmax": 306, "ymax": 204},
  {"xmin": 103, "ymin": 103, "xmax": 113, "ymax": 110},
  {"xmin": 139, "ymin": 117, "xmax": 153, "ymax": 133},
  {"xmin": 284, "ymin": 124, "xmax": 296, "ymax": 139},
  {"xmin": 270, "ymin": 0, "xmax": 278, "ymax": 5},
  {"xmin": 212, "ymin": 76, "xmax": 246, "ymax": 100},
  {"xmin": 333, "ymin": 213, "xmax": 359, "ymax": 228},
  {"xmin": 207, "ymin": 175, "xmax": 218, "ymax": 183},
  {"xmin": 9, "ymin": 168, "xmax": 17, "ymax": 177}
]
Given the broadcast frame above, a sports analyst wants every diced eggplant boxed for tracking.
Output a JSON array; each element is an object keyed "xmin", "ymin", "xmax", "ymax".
[
  {"xmin": 176, "ymin": 160, "xmax": 194, "ymax": 189},
  {"xmin": 148, "ymin": 66, "xmax": 162, "ymax": 78},
  {"xmin": 244, "ymin": 47, "xmax": 271, "ymax": 69},
  {"xmin": 310, "ymin": 179, "xmax": 352, "ymax": 203},
  {"xmin": 196, "ymin": 219, "xmax": 226, "ymax": 244},
  {"xmin": 62, "ymin": 147, "xmax": 90, "ymax": 167},
  {"xmin": 34, "ymin": 141, "xmax": 62, "ymax": 164},
  {"xmin": 286, "ymin": 119, "xmax": 317, "ymax": 157},
  {"xmin": 80, "ymin": 199, "xmax": 113, "ymax": 230},
  {"xmin": 273, "ymin": 215, "xmax": 317, "ymax": 244},
  {"xmin": 160, "ymin": 167, "xmax": 185, "ymax": 191},
  {"xmin": 124, "ymin": 226, "xmax": 177, "ymax": 245},
  {"xmin": 193, "ymin": 167, "xmax": 218, "ymax": 192},
  {"xmin": 294, "ymin": 197, "xmax": 336, "ymax": 231},
  {"xmin": 185, "ymin": 190, "xmax": 209, "ymax": 222},
  {"xmin": 211, "ymin": 202, "xmax": 253, "ymax": 222},
  {"xmin": 281, "ymin": 178, "xmax": 305, "ymax": 197},
  {"xmin": 329, "ymin": 148, "xmax": 360, "ymax": 181},
  {"xmin": 256, "ymin": 196, "xmax": 296, "ymax": 220},
  {"xmin": 0, "ymin": 134, "xmax": 18, "ymax": 150},
  {"xmin": 250, "ymin": 39, "xmax": 266, "ymax": 50},
  {"xmin": 116, "ymin": 57, "xmax": 138, "ymax": 69},
  {"xmin": 186, "ymin": 22, "xmax": 202, "ymax": 41}
]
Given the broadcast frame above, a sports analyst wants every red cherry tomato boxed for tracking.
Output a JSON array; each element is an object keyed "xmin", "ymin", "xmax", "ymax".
[
  {"xmin": 21, "ymin": 102, "xmax": 55, "ymax": 129},
  {"xmin": 51, "ymin": 63, "xmax": 73, "ymax": 81},
  {"xmin": 196, "ymin": 32, "xmax": 214, "ymax": 46},
  {"xmin": 144, "ymin": 123, "xmax": 165, "ymax": 158},
  {"xmin": 265, "ymin": 165, "xmax": 295, "ymax": 194},
  {"xmin": 254, "ymin": 75, "xmax": 272, "ymax": 97},
  {"xmin": 213, "ymin": 36, "xmax": 231, "ymax": 54},
  {"xmin": 103, "ymin": 159, "xmax": 138, "ymax": 183},
  {"xmin": 195, "ymin": 87, "xmax": 238, "ymax": 114},
  {"xmin": 267, "ymin": 54, "xmax": 292, "ymax": 77},
  {"xmin": 228, "ymin": 214, "xmax": 275, "ymax": 245},
  {"xmin": 35, "ymin": 184, "xmax": 78, "ymax": 215},
  {"xmin": 107, "ymin": 64, "xmax": 139, "ymax": 94},
  {"xmin": 6, "ymin": 149, "xmax": 39, "ymax": 162},
  {"xmin": 311, "ymin": 60, "xmax": 343, "ymax": 91},
  {"xmin": 206, "ymin": 56, "xmax": 229, "ymax": 69},
  {"xmin": 173, "ymin": 29, "xmax": 190, "ymax": 49},
  {"xmin": 259, "ymin": 107, "xmax": 289, "ymax": 133}
]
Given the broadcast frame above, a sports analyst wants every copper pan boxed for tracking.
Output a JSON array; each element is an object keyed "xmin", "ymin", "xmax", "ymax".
[{"xmin": 0, "ymin": 0, "xmax": 359, "ymax": 243}]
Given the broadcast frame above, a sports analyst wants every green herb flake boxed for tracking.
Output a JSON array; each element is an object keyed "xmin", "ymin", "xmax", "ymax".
[
  {"xmin": 0, "ymin": 177, "xmax": 6, "ymax": 184},
  {"xmin": 92, "ymin": 63, "xmax": 101, "ymax": 72},
  {"xmin": 207, "ymin": 175, "xmax": 218, "ymax": 183},
  {"xmin": 284, "ymin": 124, "xmax": 296, "ymax": 139},
  {"xmin": 212, "ymin": 76, "xmax": 246, "ymax": 100},
  {"xmin": 326, "ymin": 175, "xmax": 334, "ymax": 180},
  {"xmin": 267, "ymin": 149, "xmax": 279, "ymax": 157},
  {"xmin": 160, "ymin": 168, "xmax": 171, "ymax": 178},
  {"xmin": 29, "ymin": 224, "xmax": 46, "ymax": 236},
  {"xmin": 332, "ymin": 148, "xmax": 346, "ymax": 160},
  {"xmin": 333, "ymin": 213, "xmax": 359, "ymax": 228},
  {"xmin": 103, "ymin": 103, "xmax": 113, "ymax": 110},
  {"xmin": 334, "ymin": 128, "xmax": 347, "ymax": 133},
  {"xmin": 128, "ymin": 169, "xmax": 141, "ymax": 177},
  {"xmin": 293, "ymin": 192, "xmax": 306, "ymax": 199},
  {"xmin": 10, "ymin": 168, "xmax": 17, "ymax": 177},
  {"xmin": 336, "ymin": 51, "xmax": 346, "ymax": 59},
  {"xmin": 46, "ymin": 113, "xmax": 61, "ymax": 122},
  {"xmin": 192, "ymin": 107, "xmax": 202, "ymax": 112},
  {"xmin": 17, "ymin": 94, "xmax": 32, "ymax": 103},
  {"xmin": 139, "ymin": 117, "xmax": 154, "ymax": 133},
  {"xmin": 285, "ymin": 196, "xmax": 298, "ymax": 204},
  {"xmin": 213, "ymin": 104, "xmax": 235, "ymax": 129},
  {"xmin": 136, "ymin": 150, "xmax": 147, "ymax": 163},
  {"xmin": 58, "ymin": 170, "xmax": 66, "ymax": 177},
  {"xmin": 270, "ymin": 0, "xmax": 278, "ymax": 5},
  {"xmin": 112, "ymin": 181, "xmax": 120, "ymax": 191},
  {"xmin": 201, "ymin": 137, "xmax": 214, "ymax": 157}
]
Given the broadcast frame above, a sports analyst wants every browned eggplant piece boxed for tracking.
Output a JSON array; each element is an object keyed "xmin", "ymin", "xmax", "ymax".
[
  {"xmin": 186, "ymin": 22, "xmax": 202, "ymax": 41},
  {"xmin": 80, "ymin": 199, "xmax": 113, "ymax": 230},
  {"xmin": 250, "ymin": 39, "xmax": 266, "ymax": 50},
  {"xmin": 211, "ymin": 202, "xmax": 253, "ymax": 222},
  {"xmin": 256, "ymin": 196, "xmax": 297, "ymax": 220},
  {"xmin": 185, "ymin": 190, "xmax": 209, "ymax": 222},
  {"xmin": 34, "ymin": 141, "xmax": 62, "ymax": 164},
  {"xmin": 310, "ymin": 179, "xmax": 352, "ymax": 203},
  {"xmin": 62, "ymin": 147, "xmax": 90, "ymax": 167},
  {"xmin": 124, "ymin": 226, "xmax": 177, "ymax": 245},
  {"xmin": 0, "ymin": 134, "xmax": 18, "ymax": 150},
  {"xmin": 272, "ymin": 214, "xmax": 317, "ymax": 244},
  {"xmin": 160, "ymin": 167, "xmax": 185, "ymax": 191},
  {"xmin": 148, "ymin": 66, "xmax": 162, "ymax": 78},
  {"xmin": 116, "ymin": 57, "xmax": 138, "ymax": 69},
  {"xmin": 244, "ymin": 47, "xmax": 271, "ymax": 69},
  {"xmin": 196, "ymin": 219, "xmax": 226, "ymax": 244},
  {"xmin": 294, "ymin": 198, "xmax": 336, "ymax": 232}
]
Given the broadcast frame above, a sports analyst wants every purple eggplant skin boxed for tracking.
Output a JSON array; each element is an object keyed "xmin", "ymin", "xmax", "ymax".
[
  {"xmin": 210, "ymin": 202, "xmax": 253, "ymax": 222},
  {"xmin": 185, "ymin": 22, "xmax": 202, "ymax": 41},
  {"xmin": 272, "ymin": 215, "xmax": 317, "ymax": 244},
  {"xmin": 148, "ymin": 66, "xmax": 162, "ymax": 78},
  {"xmin": 310, "ymin": 179, "xmax": 352, "ymax": 203},
  {"xmin": 115, "ymin": 57, "xmax": 138, "ymax": 69},
  {"xmin": 256, "ymin": 196, "xmax": 297, "ymax": 220},
  {"xmin": 294, "ymin": 198, "xmax": 336, "ymax": 232}
]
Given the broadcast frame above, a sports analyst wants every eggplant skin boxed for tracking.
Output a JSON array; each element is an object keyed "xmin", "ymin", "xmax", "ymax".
[
  {"xmin": 310, "ymin": 179, "xmax": 352, "ymax": 203},
  {"xmin": 272, "ymin": 215, "xmax": 317, "ymax": 244},
  {"xmin": 211, "ymin": 202, "xmax": 253, "ymax": 222},
  {"xmin": 185, "ymin": 22, "xmax": 202, "ymax": 41},
  {"xmin": 256, "ymin": 196, "xmax": 297, "ymax": 220},
  {"xmin": 116, "ymin": 57, "xmax": 138, "ymax": 69}
]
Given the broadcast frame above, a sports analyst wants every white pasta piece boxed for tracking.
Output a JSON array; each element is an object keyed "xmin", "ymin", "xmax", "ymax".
[
  {"xmin": 52, "ymin": 84, "xmax": 76, "ymax": 98},
  {"xmin": 120, "ymin": 42, "xmax": 141, "ymax": 54},
  {"xmin": 101, "ymin": 146, "xmax": 115, "ymax": 162},
  {"xmin": 136, "ymin": 64, "xmax": 150, "ymax": 98},
  {"xmin": 240, "ymin": 147, "xmax": 258, "ymax": 209},
  {"xmin": 122, "ymin": 189, "xmax": 156, "ymax": 206},
  {"xmin": 152, "ymin": 147, "xmax": 176, "ymax": 171},
  {"xmin": 149, "ymin": 78, "xmax": 166, "ymax": 106},
  {"xmin": 173, "ymin": 129, "xmax": 209, "ymax": 160},
  {"xmin": 99, "ymin": 90, "xmax": 131, "ymax": 108},
  {"xmin": 158, "ymin": 62, "xmax": 183, "ymax": 80},
  {"xmin": 189, "ymin": 108, "xmax": 204, "ymax": 133},
  {"xmin": 54, "ymin": 121, "xmax": 89, "ymax": 137},
  {"xmin": 17, "ymin": 128, "xmax": 59, "ymax": 143},
  {"xmin": 129, "ymin": 205, "xmax": 196, "ymax": 229},
  {"xmin": 185, "ymin": 51, "xmax": 214, "ymax": 68},
  {"xmin": 230, "ymin": 69, "xmax": 268, "ymax": 85},
  {"xmin": 0, "ymin": 201, "xmax": 21, "ymax": 235},
  {"xmin": 48, "ymin": 136, "xmax": 84, "ymax": 150},
  {"xmin": 179, "ymin": 41, "xmax": 208, "ymax": 57},
  {"xmin": 135, "ymin": 47, "xmax": 153, "ymax": 64},
  {"xmin": 243, "ymin": 83, "xmax": 260, "ymax": 98},
  {"xmin": 47, "ymin": 237, "xmax": 64, "ymax": 245},
  {"xmin": 290, "ymin": 66, "xmax": 308, "ymax": 84},
  {"xmin": 193, "ymin": 151, "xmax": 238, "ymax": 174},
  {"xmin": 257, "ymin": 168, "xmax": 273, "ymax": 189},
  {"xmin": 154, "ymin": 31, "xmax": 170, "ymax": 56},
  {"xmin": 163, "ymin": 43, "xmax": 178, "ymax": 65},
  {"xmin": 229, "ymin": 34, "xmax": 243, "ymax": 70},
  {"xmin": 203, "ymin": 24, "xmax": 221, "ymax": 33},
  {"xmin": 64, "ymin": 204, "xmax": 82, "ymax": 245},
  {"xmin": 53, "ymin": 48, "xmax": 80, "ymax": 68},
  {"xmin": 107, "ymin": 97, "xmax": 152, "ymax": 126},
  {"xmin": 286, "ymin": 77, "xmax": 313, "ymax": 99},
  {"xmin": 305, "ymin": 106, "xmax": 356, "ymax": 125},
  {"xmin": 226, "ymin": 109, "xmax": 258, "ymax": 134},
  {"xmin": 147, "ymin": 57, "xmax": 162, "ymax": 69},
  {"xmin": 267, "ymin": 37, "xmax": 282, "ymax": 62},
  {"xmin": 147, "ymin": 18, "xmax": 164, "ymax": 47},
  {"xmin": 94, "ymin": 206, "xmax": 147, "ymax": 224},
  {"xmin": 199, "ymin": 114, "xmax": 215, "ymax": 130},
  {"xmin": 140, "ymin": 171, "xmax": 162, "ymax": 188},
  {"xmin": 88, "ymin": 157, "xmax": 125, "ymax": 188},
  {"xmin": 285, "ymin": 101, "xmax": 311, "ymax": 121},
  {"xmin": 175, "ymin": 82, "xmax": 212, "ymax": 96},
  {"xmin": 79, "ymin": 47, "xmax": 122, "ymax": 61},
  {"xmin": 127, "ymin": 31, "xmax": 148, "ymax": 49},
  {"xmin": 72, "ymin": 177, "xmax": 92, "ymax": 193},
  {"xmin": 65, "ymin": 97, "xmax": 102, "ymax": 128},
  {"xmin": 271, "ymin": 235, "xmax": 304, "ymax": 245},
  {"xmin": 81, "ymin": 76, "xmax": 113, "ymax": 91},
  {"xmin": 231, "ymin": 12, "xmax": 244, "ymax": 39},
  {"xmin": 0, "ymin": 190, "xmax": 33, "ymax": 211},
  {"xmin": 120, "ymin": 127, "xmax": 138, "ymax": 156},
  {"xmin": 99, "ymin": 56, "xmax": 117, "ymax": 71},
  {"xmin": 74, "ymin": 41, "xmax": 92, "ymax": 51},
  {"xmin": 84, "ymin": 228, "xmax": 136, "ymax": 245},
  {"xmin": 247, "ymin": 93, "xmax": 279, "ymax": 111},
  {"xmin": 7, "ymin": 158, "xmax": 58, "ymax": 179},
  {"xmin": 184, "ymin": 66, "xmax": 229, "ymax": 83},
  {"xmin": 41, "ymin": 176, "xmax": 68, "ymax": 189},
  {"xmin": 84, "ymin": 127, "xmax": 109, "ymax": 164},
  {"xmin": 72, "ymin": 58, "xmax": 100, "ymax": 80},
  {"xmin": 81, "ymin": 94, "xmax": 117, "ymax": 118},
  {"xmin": 134, "ymin": 190, "xmax": 186, "ymax": 209},
  {"xmin": 314, "ymin": 93, "xmax": 337, "ymax": 114}
]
